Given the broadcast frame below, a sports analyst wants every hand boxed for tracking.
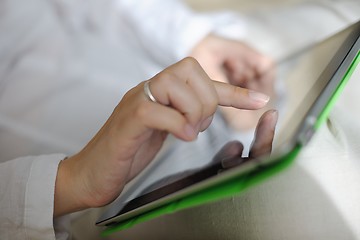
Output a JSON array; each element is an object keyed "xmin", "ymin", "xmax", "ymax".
[
  {"xmin": 191, "ymin": 34, "xmax": 276, "ymax": 131},
  {"xmin": 213, "ymin": 109, "xmax": 278, "ymax": 169},
  {"xmin": 141, "ymin": 109, "xmax": 278, "ymax": 195},
  {"xmin": 53, "ymin": 57, "xmax": 270, "ymax": 217}
]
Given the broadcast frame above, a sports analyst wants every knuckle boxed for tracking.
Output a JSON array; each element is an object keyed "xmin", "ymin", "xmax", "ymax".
[
  {"xmin": 155, "ymin": 71, "xmax": 176, "ymax": 87},
  {"xmin": 181, "ymin": 57, "xmax": 200, "ymax": 70},
  {"xmin": 232, "ymin": 85, "xmax": 240, "ymax": 99}
]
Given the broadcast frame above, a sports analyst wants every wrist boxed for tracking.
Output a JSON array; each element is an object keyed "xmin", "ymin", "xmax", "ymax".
[{"xmin": 54, "ymin": 154, "xmax": 89, "ymax": 217}]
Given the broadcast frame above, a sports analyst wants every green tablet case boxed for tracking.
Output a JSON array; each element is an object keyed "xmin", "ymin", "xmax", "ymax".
[{"xmin": 102, "ymin": 51, "xmax": 360, "ymax": 236}]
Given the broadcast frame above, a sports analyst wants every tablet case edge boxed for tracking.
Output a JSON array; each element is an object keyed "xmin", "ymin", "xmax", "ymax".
[{"xmin": 101, "ymin": 50, "xmax": 360, "ymax": 236}]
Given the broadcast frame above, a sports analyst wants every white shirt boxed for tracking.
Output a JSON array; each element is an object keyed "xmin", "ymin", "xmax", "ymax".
[{"xmin": 0, "ymin": 0, "xmax": 244, "ymax": 239}]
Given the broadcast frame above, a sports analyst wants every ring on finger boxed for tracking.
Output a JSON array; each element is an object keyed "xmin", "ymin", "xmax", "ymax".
[{"xmin": 143, "ymin": 80, "xmax": 158, "ymax": 103}]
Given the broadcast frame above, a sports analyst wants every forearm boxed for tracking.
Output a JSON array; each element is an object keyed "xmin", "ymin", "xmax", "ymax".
[{"xmin": 54, "ymin": 155, "xmax": 88, "ymax": 218}]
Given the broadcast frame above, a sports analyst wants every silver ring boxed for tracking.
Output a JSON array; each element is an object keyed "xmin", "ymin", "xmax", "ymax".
[{"xmin": 143, "ymin": 81, "xmax": 157, "ymax": 103}]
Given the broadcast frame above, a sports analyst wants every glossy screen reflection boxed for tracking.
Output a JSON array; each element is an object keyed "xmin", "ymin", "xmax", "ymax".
[
  {"xmin": 273, "ymin": 26, "xmax": 354, "ymax": 151},
  {"xmin": 135, "ymin": 25, "xmax": 353, "ymax": 197}
]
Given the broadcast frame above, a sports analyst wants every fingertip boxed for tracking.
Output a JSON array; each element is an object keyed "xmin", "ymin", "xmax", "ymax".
[
  {"xmin": 248, "ymin": 90, "xmax": 270, "ymax": 105},
  {"xmin": 199, "ymin": 115, "xmax": 214, "ymax": 132},
  {"xmin": 183, "ymin": 124, "xmax": 198, "ymax": 141},
  {"xmin": 270, "ymin": 109, "xmax": 279, "ymax": 118},
  {"xmin": 214, "ymin": 81, "xmax": 269, "ymax": 110},
  {"xmin": 267, "ymin": 109, "xmax": 279, "ymax": 127},
  {"xmin": 260, "ymin": 109, "xmax": 278, "ymax": 123},
  {"xmin": 255, "ymin": 109, "xmax": 279, "ymax": 140}
]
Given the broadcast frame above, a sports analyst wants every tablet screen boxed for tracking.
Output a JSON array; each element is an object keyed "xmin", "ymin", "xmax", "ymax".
[{"xmin": 98, "ymin": 22, "xmax": 360, "ymax": 225}]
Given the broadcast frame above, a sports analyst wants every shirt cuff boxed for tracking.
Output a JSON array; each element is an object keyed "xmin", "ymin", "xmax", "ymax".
[{"xmin": 24, "ymin": 154, "xmax": 69, "ymax": 240}]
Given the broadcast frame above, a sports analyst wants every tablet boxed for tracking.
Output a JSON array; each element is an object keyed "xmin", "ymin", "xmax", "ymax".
[{"xmin": 97, "ymin": 21, "xmax": 360, "ymax": 233}]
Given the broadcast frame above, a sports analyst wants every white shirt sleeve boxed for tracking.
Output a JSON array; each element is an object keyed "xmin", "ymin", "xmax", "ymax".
[
  {"xmin": 115, "ymin": 0, "xmax": 247, "ymax": 65},
  {"xmin": 0, "ymin": 154, "xmax": 71, "ymax": 240}
]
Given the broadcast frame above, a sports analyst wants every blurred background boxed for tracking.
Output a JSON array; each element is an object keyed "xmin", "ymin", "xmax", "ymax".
[{"xmin": 185, "ymin": 0, "xmax": 360, "ymax": 61}]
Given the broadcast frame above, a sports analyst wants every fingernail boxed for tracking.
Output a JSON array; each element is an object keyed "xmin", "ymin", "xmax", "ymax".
[
  {"xmin": 184, "ymin": 124, "xmax": 196, "ymax": 140},
  {"xmin": 200, "ymin": 115, "xmax": 214, "ymax": 132},
  {"xmin": 270, "ymin": 109, "xmax": 279, "ymax": 126},
  {"xmin": 248, "ymin": 90, "xmax": 270, "ymax": 103}
]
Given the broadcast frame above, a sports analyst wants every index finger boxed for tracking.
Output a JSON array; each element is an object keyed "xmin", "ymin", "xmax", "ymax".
[{"xmin": 213, "ymin": 81, "xmax": 270, "ymax": 110}]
